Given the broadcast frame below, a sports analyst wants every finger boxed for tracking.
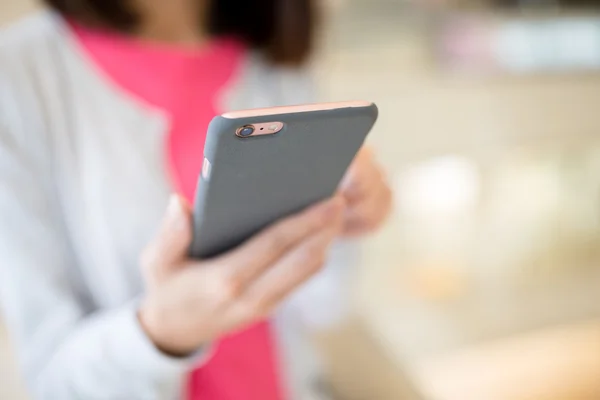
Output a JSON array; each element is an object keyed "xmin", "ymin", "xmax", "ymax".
[
  {"xmin": 340, "ymin": 156, "xmax": 365, "ymax": 193},
  {"xmin": 343, "ymin": 186, "xmax": 392, "ymax": 237},
  {"xmin": 232, "ymin": 212, "xmax": 344, "ymax": 318},
  {"xmin": 340, "ymin": 151, "xmax": 379, "ymax": 200},
  {"xmin": 213, "ymin": 195, "xmax": 346, "ymax": 287},
  {"xmin": 341, "ymin": 170, "xmax": 379, "ymax": 202},
  {"xmin": 140, "ymin": 195, "xmax": 193, "ymax": 283}
]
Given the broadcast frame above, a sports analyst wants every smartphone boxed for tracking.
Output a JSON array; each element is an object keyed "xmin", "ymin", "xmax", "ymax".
[{"xmin": 189, "ymin": 101, "xmax": 378, "ymax": 259}]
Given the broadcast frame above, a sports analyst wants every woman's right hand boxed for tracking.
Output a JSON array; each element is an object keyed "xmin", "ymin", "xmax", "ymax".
[{"xmin": 138, "ymin": 195, "xmax": 345, "ymax": 356}]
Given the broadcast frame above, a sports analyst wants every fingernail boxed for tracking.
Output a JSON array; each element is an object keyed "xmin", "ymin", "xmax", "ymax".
[
  {"xmin": 166, "ymin": 195, "xmax": 186, "ymax": 230},
  {"xmin": 340, "ymin": 172, "xmax": 352, "ymax": 190}
]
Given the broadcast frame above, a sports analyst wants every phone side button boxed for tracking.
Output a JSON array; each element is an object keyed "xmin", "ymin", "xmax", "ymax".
[{"xmin": 202, "ymin": 158, "xmax": 212, "ymax": 181}]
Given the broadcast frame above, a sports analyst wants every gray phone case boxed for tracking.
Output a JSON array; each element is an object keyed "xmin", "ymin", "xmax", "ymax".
[{"xmin": 189, "ymin": 103, "xmax": 379, "ymax": 259}]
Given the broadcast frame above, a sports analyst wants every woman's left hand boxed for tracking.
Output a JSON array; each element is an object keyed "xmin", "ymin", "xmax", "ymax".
[{"xmin": 339, "ymin": 147, "xmax": 393, "ymax": 237}]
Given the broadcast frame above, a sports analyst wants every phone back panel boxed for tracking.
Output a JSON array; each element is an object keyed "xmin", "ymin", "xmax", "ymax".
[{"xmin": 190, "ymin": 104, "xmax": 378, "ymax": 259}]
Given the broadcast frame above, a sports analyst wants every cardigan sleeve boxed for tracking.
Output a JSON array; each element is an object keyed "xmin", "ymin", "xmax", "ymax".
[{"xmin": 0, "ymin": 74, "xmax": 205, "ymax": 400}]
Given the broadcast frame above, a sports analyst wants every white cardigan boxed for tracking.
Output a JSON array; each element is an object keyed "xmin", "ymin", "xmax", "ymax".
[{"xmin": 0, "ymin": 12, "xmax": 358, "ymax": 400}]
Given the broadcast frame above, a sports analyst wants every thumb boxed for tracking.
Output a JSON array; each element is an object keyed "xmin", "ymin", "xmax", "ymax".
[
  {"xmin": 340, "ymin": 148, "xmax": 368, "ymax": 194},
  {"xmin": 339, "ymin": 164, "xmax": 356, "ymax": 193},
  {"xmin": 340, "ymin": 147, "xmax": 373, "ymax": 199},
  {"xmin": 141, "ymin": 195, "xmax": 193, "ymax": 284}
]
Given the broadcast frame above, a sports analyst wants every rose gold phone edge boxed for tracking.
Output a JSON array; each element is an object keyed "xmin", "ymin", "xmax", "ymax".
[{"xmin": 221, "ymin": 100, "xmax": 374, "ymax": 119}]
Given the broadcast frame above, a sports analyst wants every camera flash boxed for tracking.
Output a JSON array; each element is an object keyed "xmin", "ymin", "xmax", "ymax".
[{"xmin": 269, "ymin": 124, "xmax": 278, "ymax": 131}]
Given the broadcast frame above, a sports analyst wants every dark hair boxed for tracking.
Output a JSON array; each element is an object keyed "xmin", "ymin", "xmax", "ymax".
[{"xmin": 43, "ymin": 0, "xmax": 316, "ymax": 66}]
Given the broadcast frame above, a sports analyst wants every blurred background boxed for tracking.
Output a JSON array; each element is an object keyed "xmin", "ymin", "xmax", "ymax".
[{"xmin": 1, "ymin": 0, "xmax": 599, "ymax": 399}]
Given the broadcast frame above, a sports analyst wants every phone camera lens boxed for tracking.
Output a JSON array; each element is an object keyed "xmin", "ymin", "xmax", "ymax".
[{"xmin": 237, "ymin": 125, "xmax": 255, "ymax": 137}]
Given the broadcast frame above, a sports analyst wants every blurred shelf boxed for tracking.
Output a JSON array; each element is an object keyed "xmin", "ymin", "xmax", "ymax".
[
  {"xmin": 413, "ymin": 320, "xmax": 600, "ymax": 400},
  {"xmin": 0, "ymin": 0, "xmax": 37, "ymax": 25},
  {"xmin": 435, "ymin": 13, "xmax": 600, "ymax": 75}
]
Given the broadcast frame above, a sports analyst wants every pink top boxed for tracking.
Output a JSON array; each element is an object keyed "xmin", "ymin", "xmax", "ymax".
[{"xmin": 70, "ymin": 23, "xmax": 284, "ymax": 400}]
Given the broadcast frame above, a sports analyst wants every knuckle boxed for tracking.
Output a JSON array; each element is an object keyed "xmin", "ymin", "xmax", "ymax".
[
  {"xmin": 216, "ymin": 274, "xmax": 243, "ymax": 303},
  {"xmin": 252, "ymin": 298, "xmax": 270, "ymax": 317},
  {"xmin": 240, "ymin": 298, "xmax": 267, "ymax": 320},
  {"xmin": 309, "ymin": 255, "xmax": 327, "ymax": 274},
  {"xmin": 265, "ymin": 229, "xmax": 294, "ymax": 254},
  {"xmin": 299, "ymin": 247, "xmax": 327, "ymax": 272},
  {"xmin": 301, "ymin": 246, "xmax": 323, "ymax": 265}
]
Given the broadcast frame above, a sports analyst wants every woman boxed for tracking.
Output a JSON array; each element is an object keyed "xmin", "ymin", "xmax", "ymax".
[{"xmin": 0, "ymin": 1, "xmax": 392, "ymax": 399}]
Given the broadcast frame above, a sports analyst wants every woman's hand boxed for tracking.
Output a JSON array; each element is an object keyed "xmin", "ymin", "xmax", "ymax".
[
  {"xmin": 138, "ymin": 195, "xmax": 345, "ymax": 356},
  {"xmin": 339, "ymin": 147, "xmax": 392, "ymax": 237}
]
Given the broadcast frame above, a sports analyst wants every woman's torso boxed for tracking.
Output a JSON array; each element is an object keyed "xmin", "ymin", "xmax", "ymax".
[
  {"xmin": 0, "ymin": 12, "xmax": 331, "ymax": 400},
  {"xmin": 70, "ymin": 20, "xmax": 288, "ymax": 400}
]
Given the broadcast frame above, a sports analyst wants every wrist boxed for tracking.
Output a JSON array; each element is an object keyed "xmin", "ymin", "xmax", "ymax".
[{"xmin": 138, "ymin": 301, "xmax": 197, "ymax": 358}]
